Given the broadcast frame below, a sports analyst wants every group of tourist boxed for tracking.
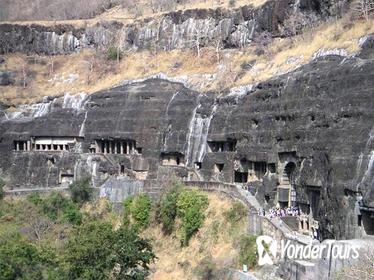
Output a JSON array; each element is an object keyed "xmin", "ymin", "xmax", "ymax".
[
  {"xmin": 258, "ymin": 205, "xmax": 322, "ymax": 242},
  {"xmin": 258, "ymin": 206, "xmax": 300, "ymax": 219}
]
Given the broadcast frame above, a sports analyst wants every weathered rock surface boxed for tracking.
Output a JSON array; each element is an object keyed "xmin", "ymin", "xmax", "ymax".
[
  {"xmin": 359, "ymin": 34, "xmax": 374, "ymax": 59},
  {"xmin": 0, "ymin": 71, "xmax": 15, "ymax": 86},
  {"xmin": 1, "ymin": 48, "xmax": 373, "ymax": 240},
  {"xmin": 0, "ymin": 0, "xmax": 349, "ymax": 55}
]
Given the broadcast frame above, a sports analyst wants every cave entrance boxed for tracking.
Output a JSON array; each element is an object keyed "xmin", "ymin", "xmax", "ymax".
[
  {"xmin": 308, "ymin": 188, "xmax": 321, "ymax": 219},
  {"xmin": 278, "ymin": 162, "xmax": 297, "ymax": 207},
  {"xmin": 161, "ymin": 152, "xmax": 184, "ymax": 166},
  {"xmin": 194, "ymin": 162, "xmax": 202, "ymax": 170},
  {"xmin": 234, "ymin": 171, "xmax": 248, "ymax": 183},
  {"xmin": 214, "ymin": 163, "xmax": 224, "ymax": 173},
  {"xmin": 284, "ymin": 162, "xmax": 296, "ymax": 184}
]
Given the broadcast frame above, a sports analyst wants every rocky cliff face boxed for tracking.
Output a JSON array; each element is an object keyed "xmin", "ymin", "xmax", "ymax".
[
  {"xmin": 1, "ymin": 42, "xmax": 374, "ymax": 240},
  {"xmin": 0, "ymin": 0, "xmax": 348, "ymax": 55}
]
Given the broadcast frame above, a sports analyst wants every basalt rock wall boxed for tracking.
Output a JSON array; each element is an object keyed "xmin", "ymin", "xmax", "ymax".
[
  {"xmin": 0, "ymin": 0, "xmax": 349, "ymax": 55},
  {"xmin": 1, "ymin": 49, "xmax": 374, "ymax": 239}
]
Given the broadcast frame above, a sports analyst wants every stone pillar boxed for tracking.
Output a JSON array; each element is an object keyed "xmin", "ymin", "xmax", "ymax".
[
  {"xmin": 115, "ymin": 141, "xmax": 118, "ymax": 154},
  {"xmin": 104, "ymin": 141, "xmax": 107, "ymax": 154},
  {"xmin": 27, "ymin": 141, "xmax": 31, "ymax": 151},
  {"xmin": 16, "ymin": 142, "xmax": 19, "ymax": 151},
  {"xmin": 129, "ymin": 142, "xmax": 133, "ymax": 154},
  {"xmin": 120, "ymin": 142, "xmax": 124, "ymax": 154}
]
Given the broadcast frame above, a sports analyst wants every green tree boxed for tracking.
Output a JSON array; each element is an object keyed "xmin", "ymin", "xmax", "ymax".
[
  {"xmin": 113, "ymin": 226, "xmax": 156, "ymax": 279},
  {"xmin": 61, "ymin": 201, "xmax": 82, "ymax": 225},
  {"xmin": 29, "ymin": 192, "xmax": 82, "ymax": 225},
  {"xmin": 176, "ymin": 189, "xmax": 208, "ymax": 246},
  {"xmin": 0, "ymin": 233, "xmax": 58, "ymax": 280},
  {"xmin": 40, "ymin": 192, "xmax": 69, "ymax": 220},
  {"xmin": 64, "ymin": 220, "xmax": 155, "ymax": 280},
  {"xmin": 132, "ymin": 194, "xmax": 152, "ymax": 230},
  {"xmin": 123, "ymin": 196, "xmax": 133, "ymax": 227},
  {"xmin": 69, "ymin": 177, "xmax": 92, "ymax": 205},
  {"xmin": 64, "ymin": 221, "xmax": 115, "ymax": 279},
  {"xmin": 158, "ymin": 184, "xmax": 182, "ymax": 234},
  {"xmin": 123, "ymin": 194, "xmax": 152, "ymax": 230}
]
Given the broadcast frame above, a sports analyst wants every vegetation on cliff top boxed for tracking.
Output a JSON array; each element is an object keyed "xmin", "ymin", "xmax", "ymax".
[
  {"xmin": 0, "ymin": 0, "xmax": 266, "ymax": 22},
  {"xmin": 1, "ymin": 16, "xmax": 373, "ymax": 107}
]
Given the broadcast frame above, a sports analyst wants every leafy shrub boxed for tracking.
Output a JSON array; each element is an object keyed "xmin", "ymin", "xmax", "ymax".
[
  {"xmin": 0, "ymin": 178, "xmax": 5, "ymax": 200},
  {"xmin": 64, "ymin": 220, "xmax": 115, "ymax": 279},
  {"xmin": 27, "ymin": 192, "xmax": 43, "ymax": 205},
  {"xmin": 131, "ymin": 194, "xmax": 152, "ymax": 230},
  {"xmin": 123, "ymin": 194, "xmax": 152, "ymax": 230},
  {"xmin": 113, "ymin": 225, "xmax": 156, "ymax": 279},
  {"xmin": 61, "ymin": 202, "xmax": 83, "ymax": 225},
  {"xmin": 41, "ymin": 192, "xmax": 68, "ymax": 220},
  {"xmin": 69, "ymin": 177, "xmax": 92, "ymax": 205},
  {"xmin": 29, "ymin": 192, "xmax": 82, "ymax": 225},
  {"xmin": 176, "ymin": 189, "xmax": 208, "ymax": 246},
  {"xmin": 0, "ymin": 233, "xmax": 58, "ymax": 280},
  {"xmin": 107, "ymin": 46, "xmax": 122, "ymax": 61},
  {"xmin": 238, "ymin": 235, "xmax": 258, "ymax": 269},
  {"xmin": 224, "ymin": 201, "xmax": 247, "ymax": 224},
  {"xmin": 123, "ymin": 196, "xmax": 133, "ymax": 227},
  {"xmin": 158, "ymin": 184, "xmax": 182, "ymax": 234},
  {"xmin": 64, "ymin": 220, "xmax": 155, "ymax": 280}
]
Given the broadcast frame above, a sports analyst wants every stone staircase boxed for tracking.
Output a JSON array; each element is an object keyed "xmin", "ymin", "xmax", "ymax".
[
  {"xmin": 280, "ymin": 169, "xmax": 291, "ymax": 186},
  {"xmin": 235, "ymin": 184, "xmax": 261, "ymax": 211}
]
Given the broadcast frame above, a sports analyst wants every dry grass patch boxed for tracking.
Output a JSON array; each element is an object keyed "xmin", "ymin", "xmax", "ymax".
[
  {"xmin": 1, "ymin": 18, "xmax": 373, "ymax": 106},
  {"xmin": 0, "ymin": 48, "xmax": 219, "ymax": 106},
  {"xmin": 235, "ymin": 18, "xmax": 374, "ymax": 87},
  {"xmin": 3, "ymin": 0, "xmax": 267, "ymax": 27},
  {"xmin": 97, "ymin": 0, "xmax": 267, "ymax": 23}
]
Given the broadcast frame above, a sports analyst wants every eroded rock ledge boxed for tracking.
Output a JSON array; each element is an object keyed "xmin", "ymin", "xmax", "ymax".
[{"xmin": 0, "ymin": 0, "xmax": 347, "ymax": 55}]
